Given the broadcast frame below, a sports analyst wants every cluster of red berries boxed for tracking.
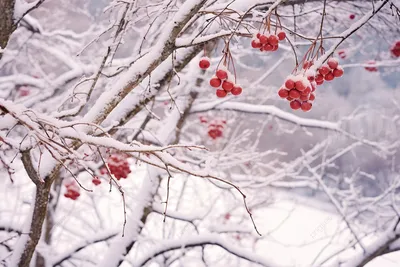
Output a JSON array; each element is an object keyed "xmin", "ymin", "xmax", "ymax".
[
  {"xmin": 209, "ymin": 67, "xmax": 243, "ymax": 97},
  {"xmin": 251, "ymin": 31, "xmax": 286, "ymax": 52},
  {"xmin": 314, "ymin": 58, "xmax": 344, "ymax": 85},
  {"xmin": 278, "ymin": 58, "xmax": 344, "ymax": 111},
  {"xmin": 278, "ymin": 75, "xmax": 315, "ymax": 111},
  {"xmin": 390, "ymin": 41, "xmax": 400, "ymax": 58},
  {"xmin": 365, "ymin": 60, "xmax": 378, "ymax": 72},
  {"xmin": 199, "ymin": 116, "xmax": 226, "ymax": 139},
  {"xmin": 199, "ymin": 57, "xmax": 243, "ymax": 97},
  {"xmin": 64, "ymin": 180, "xmax": 80, "ymax": 200},
  {"xmin": 99, "ymin": 154, "xmax": 131, "ymax": 180}
]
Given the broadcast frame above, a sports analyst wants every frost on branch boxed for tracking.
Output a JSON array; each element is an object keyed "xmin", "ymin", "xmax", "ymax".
[{"xmin": 1, "ymin": 0, "xmax": 400, "ymax": 267}]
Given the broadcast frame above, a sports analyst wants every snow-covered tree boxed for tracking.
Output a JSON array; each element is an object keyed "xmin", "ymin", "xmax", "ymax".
[{"xmin": 1, "ymin": 0, "xmax": 400, "ymax": 266}]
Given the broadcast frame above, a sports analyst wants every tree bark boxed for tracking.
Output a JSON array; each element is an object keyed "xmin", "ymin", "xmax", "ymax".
[
  {"xmin": 0, "ymin": 0, "xmax": 16, "ymax": 60},
  {"xmin": 12, "ymin": 151, "xmax": 60, "ymax": 267}
]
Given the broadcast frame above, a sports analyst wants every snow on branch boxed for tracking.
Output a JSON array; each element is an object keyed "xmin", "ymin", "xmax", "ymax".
[
  {"xmin": 310, "ymin": 0, "xmax": 390, "ymax": 71},
  {"xmin": 84, "ymin": 0, "xmax": 208, "ymax": 126},
  {"xmin": 191, "ymin": 101, "xmax": 340, "ymax": 131},
  {"xmin": 133, "ymin": 233, "xmax": 278, "ymax": 267},
  {"xmin": 13, "ymin": 0, "xmax": 45, "ymax": 23},
  {"xmin": 50, "ymin": 230, "xmax": 118, "ymax": 266}
]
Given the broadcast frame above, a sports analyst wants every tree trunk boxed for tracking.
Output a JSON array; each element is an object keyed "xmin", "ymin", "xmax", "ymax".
[{"xmin": 0, "ymin": 0, "xmax": 16, "ymax": 60}]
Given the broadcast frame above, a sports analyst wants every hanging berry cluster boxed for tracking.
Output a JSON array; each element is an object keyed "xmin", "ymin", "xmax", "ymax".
[
  {"xmin": 64, "ymin": 180, "xmax": 80, "ymax": 200},
  {"xmin": 99, "ymin": 153, "xmax": 131, "ymax": 180},
  {"xmin": 314, "ymin": 58, "xmax": 344, "ymax": 85},
  {"xmin": 251, "ymin": 11, "xmax": 286, "ymax": 52},
  {"xmin": 199, "ymin": 42, "xmax": 243, "ymax": 97},
  {"xmin": 278, "ymin": 75, "xmax": 315, "ymax": 111},
  {"xmin": 210, "ymin": 67, "xmax": 243, "ymax": 98},
  {"xmin": 278, "ymin": 41, "xmax": 344, "ymax": 111},
  {"xmin": 199, "ymin": 116, "xmax": 226, "ymax": 140}
]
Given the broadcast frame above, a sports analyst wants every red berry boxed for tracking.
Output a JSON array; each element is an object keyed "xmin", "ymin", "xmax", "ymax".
[
  {"xmin": 319, "ymin": 66, "xmax": 330, "ymax": 75},
  {"xmin": 210, "ymin": 77, "xmax": 221, "ymax": 88},
  {"xmin": 300, "ymin": 94, "xmax": 309, "ymax": 101},
  {"xmin": 309, "ymin": 93, "xmax": 315, "ymax": 101},
  {"xmin": 259, "ymin": 35, "xmax": 268, "ymax": 44},
  {"xmin": 263, "ymin": 44, "xmax": 273, "ymax": 51},
  {"xmin": 365, "ymin": 61, "xmax": 378, "ymax": 72},
  {"xmin": 301, "ymin": 101, "xmax": 312, "ymax": 112},
  {"xmin": 256, "ymin": 33, "xmax": 261, "ymax": 39},
  {"xmin": 286, "ymin": 97, "xmax": 293, "ymax": 101},
  {"xmin": 199, "ymin": 58, "xmax": 210, "ymax": 69},
  {"xmin": 224, "ymin": 213, "xmax": 231, "ymax": 220},
  {"xmin": 222, "ymin": 81, "xmax": 234, "ymax": 91},
  {"xmin": 333, "ymin": 68, "xmax": 344, "ymax": 77},
  {"xmin": 391, "ymin": 47, "xmax": 400, "ymax": 58},
  {"xmin": 301, "ymin": 87, "xmax": 311, "ymax": 95},
  {"xmin": 324, "ymin": 72, "xmax": 334, "ymax": 81},
  {"xmin": 216, "ymin": 69, "xmax": 228, "ymax": 80},
  {"xmin": 338, "ymin": 50, "xmax": 346, "ymax": 59},
  {"xmin": 327, "ymin": 58, "xmax": 339, "ymax": 69},
  {"xmin": 199, "ymin": 116, "xmax": 208, "ymax": 123},
  {"xmin": 92, "ymin": 178, "xmax": 101, "ymax": 186},
  {"xmin": 278, "ymin": 89, "xmax": 289, "ymax": 98},
  {"xmin": 231, "ymin": 86, "xmax": 242, "ymax": 95},
  {"xmin": 277, "ymin": 31, "xmax": 286, "ymax": 41},
  {"xmin": 289, "ymin": 89, "xmax": 301, "ymax": 99},
  {"xmin": 303, "ymin": 61, "xmax": 313, "ymax": 69},
  {"xmin": 295, "ymin": 81, "xmax": 306, "ymax": 91},
  {"xmin": 285, "ymin": 79, "xmax": 295, "ymax": 89},
  {"xmin": 290, "ymin": 100, "xmax": 301, "ymax": 110},
  {"xmin": 349, "ymin": 14, "xmax": 355, "ymax": 20},
  {"xmin": 216, "ymin": 89, "xmax": 227, "ymax": 98},
  {"xmin": 316, "ymin": 80, "xmax": 324, "ymax": 85},
  {"xmin": 268, "ymin": 35, "xmax": 279, "ymax": 46},
  {"xmin": 208, "ymin": 129, "xmax": 217, "ymax": 139},
  {"xmin": 19, "ymin": 87, "xmax": 30, "ymax": 97},
  {"xmin": 315, "ymin": 74, "xmax": 324, "ymax": 83},
  {"xmin": 251, "ymin": 40, "xmax": 262, "ymax": 48},
  {"xmin": 271, "ymin": 44, "xmax": 279, "ymax": 51}
]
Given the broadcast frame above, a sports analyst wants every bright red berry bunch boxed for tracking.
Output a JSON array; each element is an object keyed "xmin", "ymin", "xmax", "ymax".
[
  {"xmin": 251, "ymin": 30, "xmax": 286, "ymax": 52},
  {"xmin": 314, "ymin": 58, "xmax": 344, "ymax": 85},
  {"xmin": 390, "ymin": 41, "xmax": 400, "ymax": 58},
  {"xmin": 209, "ymin": 67, "xmax": 243, "ymax": 97},
  {"xmin": 206, "ymin": 119, "xmax": 226, "ymax": 140},
  {"xmin": 64, "ymin": 180, "xmax": 80, "ymax": 200},
  {"xmin": 99, "ymin": 154, "xmax": 131, "ymax": 180},
  {"xmin": 365, "ymin": 60, "xmax": 378, "ymax": 72},
  {"xmin": 278, "ymin": 75, "xmax": 315, "ymax": 112}
]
